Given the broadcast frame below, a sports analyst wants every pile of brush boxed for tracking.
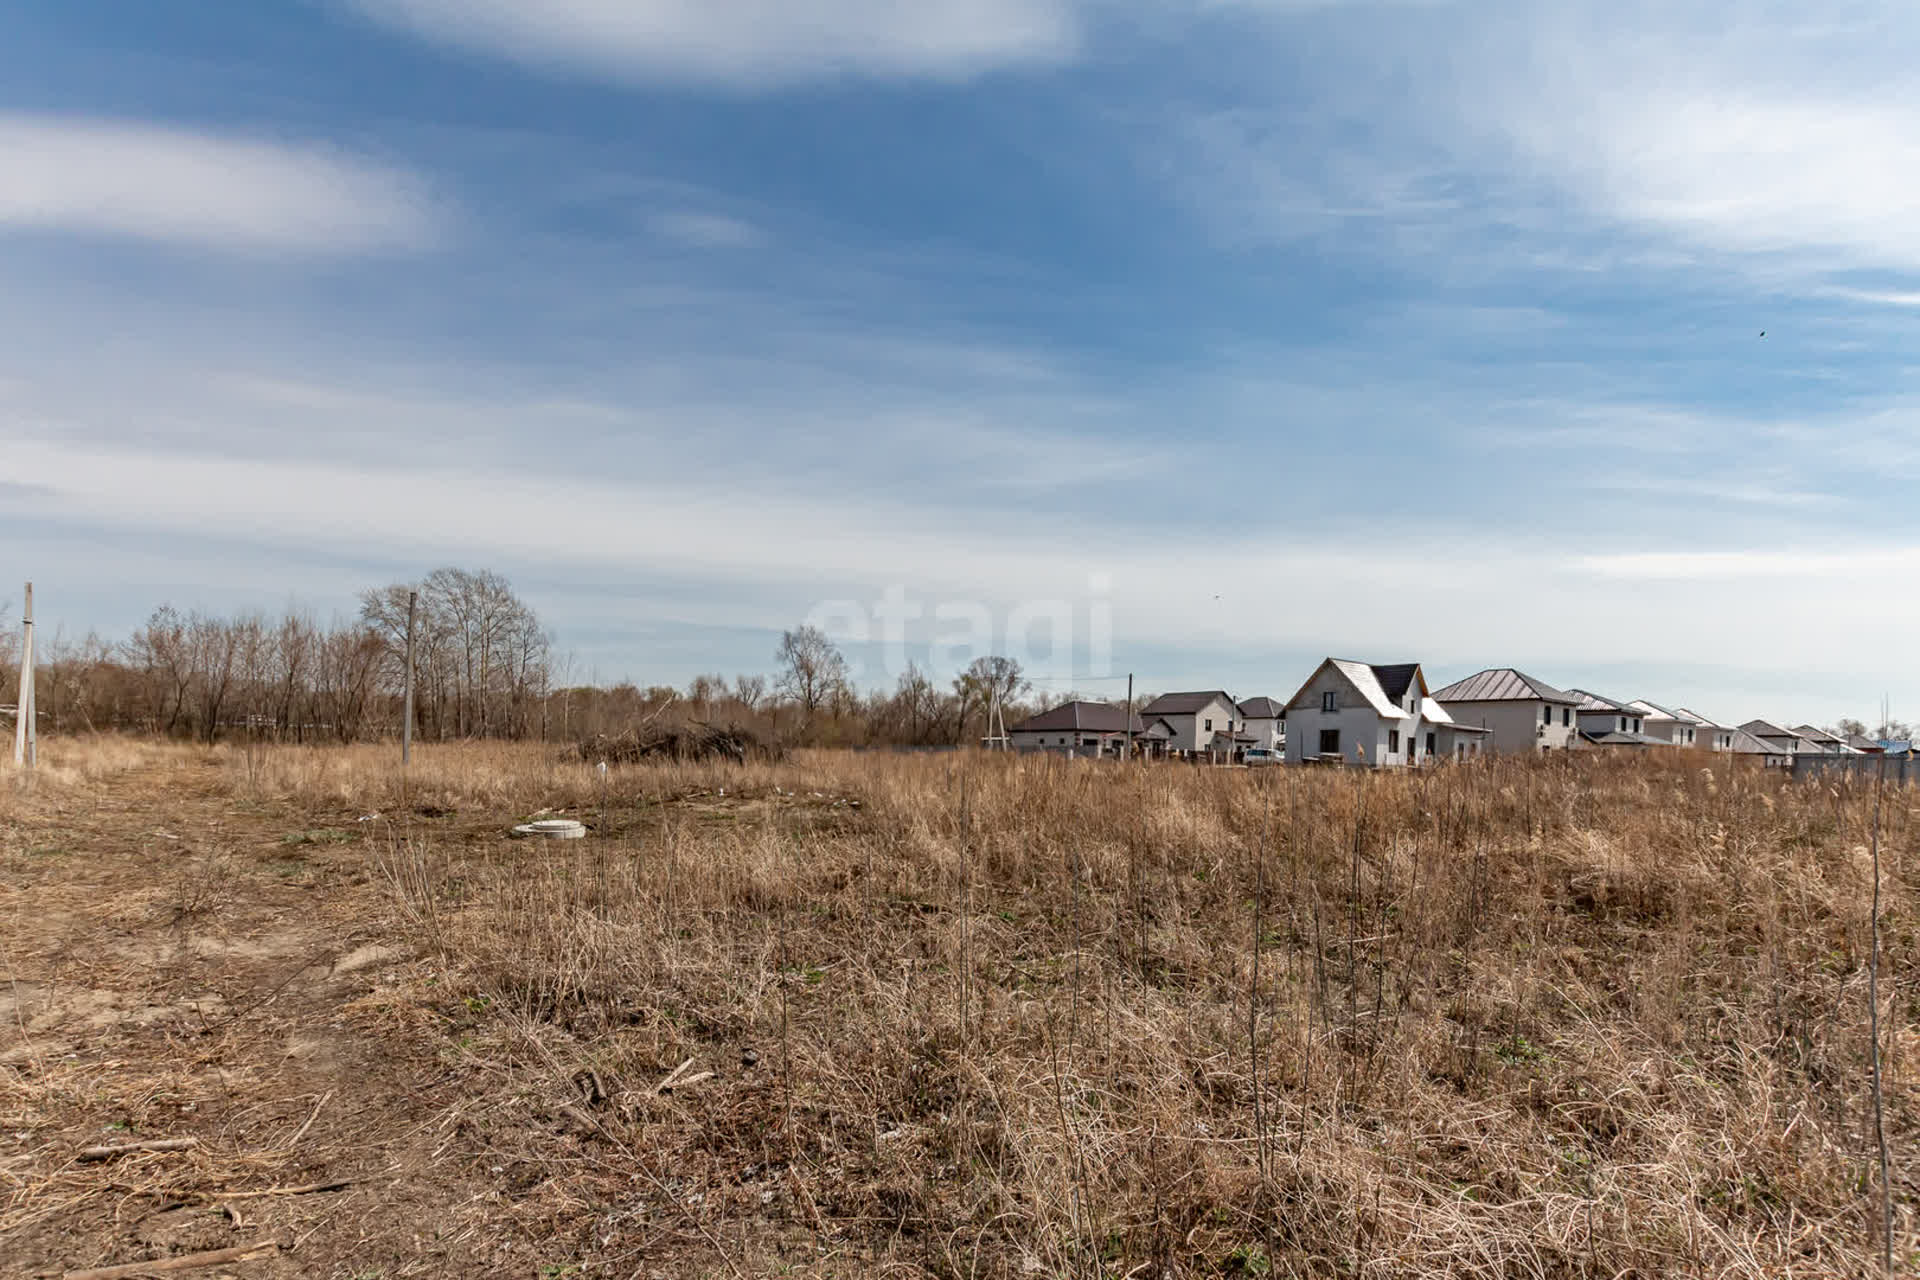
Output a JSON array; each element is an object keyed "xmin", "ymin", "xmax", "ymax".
[{"xmin": 573, "ymin": 723, "xmax": 769, "ymax": 765}]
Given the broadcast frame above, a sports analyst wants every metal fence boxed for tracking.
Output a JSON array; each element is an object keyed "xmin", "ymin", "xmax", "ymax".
[{"xmin": 1790, "ymin": 753, "xmax": 1918, "ymax": 782}]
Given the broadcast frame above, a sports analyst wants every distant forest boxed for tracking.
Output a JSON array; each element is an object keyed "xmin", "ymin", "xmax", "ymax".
[{"xmin": 0, "ymin": 568, "xmax": 1053, "ymax": 748}]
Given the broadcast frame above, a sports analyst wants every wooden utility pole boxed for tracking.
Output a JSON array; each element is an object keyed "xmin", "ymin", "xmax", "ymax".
[
  {"xmin": 401, "ymin": 590, "xmax": 417, "ymax": 767},
  {"xmin": 12, "ymin": 581, "xmax": 34, "ymax": 771},
  {"xmin": 1124, "ymin": 673, "xmax": 1134, "ymax": 762}
]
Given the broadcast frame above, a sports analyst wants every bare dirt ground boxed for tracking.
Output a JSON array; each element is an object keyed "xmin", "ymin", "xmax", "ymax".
[{"xmin": 2, "ymin": 755, "xmax": 560, "ymax": 1277}]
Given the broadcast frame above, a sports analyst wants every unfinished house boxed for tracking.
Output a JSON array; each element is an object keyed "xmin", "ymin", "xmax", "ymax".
[
  {"xmin": 1282, "ymin": 659, "xmax": 1449, "ymax": 767},
  {"xmin": 1429, "ymin": 667, "xmax": 1581, "ymax": 754}
]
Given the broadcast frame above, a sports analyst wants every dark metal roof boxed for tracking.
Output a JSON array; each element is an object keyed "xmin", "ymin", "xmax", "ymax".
[
  {"xmin": 1010, "ymin": 700, "xmax": 1142, "ymax": 734},
  {"xmin": 1140, "ymin": 690, "xmax": 1236, "ymax": 715},
  {"xmin": 1369, "ymin": 663, "xmax": 1421, "ymax": 704},
  {"xmin": 1568, "ymin": 688, "xmax": 1634, "ymax": 714},
  {"xmin": 1731, "ymin": 729, "xmax": 1788, "ymax": 755},
  {"xmin": 1740, "ymin": 719, "xmax": 1797, "ymax": 740},
  {"xmin": 1579, "ymin": 729, "xmax": 1669, "ymax": 747},
  {"xmin": 1237, "ymin": 696, "xmax": 1285, "ymax": 718},
  {"xmin": 1430, "ymin": 667, "xmax": 1577, "ymax": 704}
]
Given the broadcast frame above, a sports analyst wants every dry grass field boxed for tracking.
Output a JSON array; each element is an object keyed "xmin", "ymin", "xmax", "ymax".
[{"xmin": 2, "ymin": 739, "xmax": 1914, "ymax": 1278}]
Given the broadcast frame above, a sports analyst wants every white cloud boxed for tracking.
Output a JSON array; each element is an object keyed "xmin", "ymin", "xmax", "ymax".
[
  {"xmin": 350, "ymin": 0, "xmax": 1081, "ymax": 87},
  {"xmin": 0, "ymin": 114, "xmax": 439, "ymax": 254},
  {"xmin": 649, "ymin": 211, "xmax": 765, "ymax": 248}
]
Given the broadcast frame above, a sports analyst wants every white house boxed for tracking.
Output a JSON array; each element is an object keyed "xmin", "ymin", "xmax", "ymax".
[
  {"xmin": 1008, "ymin": 700, "xmax": 1141, "ymax": 756},
  {"xmin": 1283, "ymin": 659, "xmax": 1437, "ymax": 767},
  {"xmin": 1568, "ymin": 689, "xmax": 1669, "ymax": 747},
  {"xmin": 1731, "ymin": 727, "xmax": 1792, "ymax": 767},
  {"xmin": 1628, "ymin": 699, "xmax": 1703, "ymax": 747},
  {"xmin": 1429, "ymin": 667, "xmax": 1581, "ymax": 754},
  {"xmin": 1676, "ymin": 708, "xmax": 1735, "ymax": 752},
  {"xmin": 1237, "ymin": 697, "xmax": 1286, "ymax": 752},
  {"xmin": 1792, "ymin": 724, "xmax": 1857, "ymax": 755},
  {"xmin": 1741, "ymin": 719, "xmax": 1808, "ymax": 756},
  {"xmin": 1137, "ymin": 690, "xmax": 1241, "ymax": 756}
]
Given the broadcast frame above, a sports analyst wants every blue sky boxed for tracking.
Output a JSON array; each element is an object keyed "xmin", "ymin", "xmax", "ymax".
[{"xmin": 4, "ymin": 1, "xmax": 1920, "ymax": 723}]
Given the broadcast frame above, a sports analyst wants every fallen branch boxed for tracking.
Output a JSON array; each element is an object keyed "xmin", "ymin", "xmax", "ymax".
[
  {"xmin": 63, "ymin": 1238, "xmax": 277, "ymax": 1278},
  {"xmin": 215, "ymin": 1179, "xmax": 352, "ymax": 1200},
  {"xmin": 651, "ymin": 1057, "xmax": 696, "ymax": 1095},
  {"xmin": 285, "ymin": 1091, "xmax": 331, "ymax": 1150},
  {"xmin": 76, "ymin": 1138, "xmax": 198, "ymax": 1164}
]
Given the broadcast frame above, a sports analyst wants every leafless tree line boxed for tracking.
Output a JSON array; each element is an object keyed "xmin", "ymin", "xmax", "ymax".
[{"xmin": 1, "ymin": 579, "xmax": 1047, "ymax": 748}]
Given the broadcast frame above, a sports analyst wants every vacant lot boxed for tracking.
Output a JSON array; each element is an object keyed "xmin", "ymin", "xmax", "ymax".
[{"xmin": 2, "ymin": 741, "xmax": 1913, "ymax": 1277}]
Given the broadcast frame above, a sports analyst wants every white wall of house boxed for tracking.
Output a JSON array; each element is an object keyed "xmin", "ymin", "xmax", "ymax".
[
  {"xmin": 1011, "ymin": 729, "xmax": 1122, "ymax": 754},
  {"xmin": 1438, "ymin": 699, "xmax": 1577, "ymax": 753},
  {"xmin": 1578, "ymin": 710, "xmax": 1644, "ymax": 738},
  {"xmin": 1284, "ymin": 665, "xmax": 1414, "ymax": 767},
  {"xmin": 1154, "ymin": 695, "xmax": 1240, "ymax": 753},
  {"xmin": 1242, "ymin": 714, "xmax": 1283, "ymax": 750},
  {"xmin": 1434, "ymin": 725, "xmax": 1489, "ymax": 759},
  {"xmin": 1640, "ymin": 718, "xmax": 1698, "ymax": 746}
]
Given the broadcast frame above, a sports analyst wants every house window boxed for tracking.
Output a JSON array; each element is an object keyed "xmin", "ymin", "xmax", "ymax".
[
  {"xmin": 1542, "ymin": 706, "xmax": 1552, "ymax": 725},
  {"xmin": 1318, "ymin": 729, "xmax": 1340, "ymax": 756},
  {"xmin": 1426, "ymin": 731, "xmax": 1436, "ymax": 755},
  {"xmin": 1204, "ymin": 718, "xmax": 1213, "ymax": 731},
  {"xmin": 1618, "ymin": 716, "xmax": 1627, "ymax": 732},
  {"xmin": 1562, "ymin": 708, "xmax": 1570, "ymax": 726},
  {"xmin": 1388, "ymin": 729, "xmax": 1400, "ymax": 754},
  {"xmin": 1321, "ymin": 691, "xmax": 1337, "ymax": 713},
  {"xmin": 1634, "ymin": 718, "xmax": 1642, "ymax": 733}
]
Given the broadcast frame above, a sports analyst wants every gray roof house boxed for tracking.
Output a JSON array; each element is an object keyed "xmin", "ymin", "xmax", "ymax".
[
  {"xmin": 1138, "ymin": 690, "xmax": 1241, "ymax": 756},
  {"xmin": 1730, "ymin": 727, "xmax": 1792, "ymax": 767},
  {"xmin": 1429, "ymin": 667, "xmax": 1581, "ymax": 754},
  {"xmin": 1008, "ymin": 701, "xmax": 1143, "ymax": 756},
  {"xmin": 1568, "ymin": 689, "xmax": 1670, "ymax": 747},
  {"xmin": 1237, "ymin": 696, "xmax": 1286, "ymax": 751},
  {"xmin": 1792, "ymin": 724, "xmax": 1856, "ymax": 755},
  {"xmin": 1676, "ymin": 708, "xmax": 1736, "ymax": 752},
  {"xmin": 1740, "ymin": 720, "xmax": 1808, "ymax": 755},
  {"xmin": 1628, "ymin": 699, "xmax": 1704, "ymax": 747}
]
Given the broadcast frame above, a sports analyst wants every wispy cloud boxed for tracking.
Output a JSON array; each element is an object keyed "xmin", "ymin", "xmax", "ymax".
[
  {"xmin": 0, "ymin": 113, "xmax": 440, "ymax": 254},
  {"xmin": 349, "ymin": 0, "xmax": 1082, "ymax": 87},
  {"xmin": 649, "ymin": 211, "xmax": 766, "ymax": 249}
]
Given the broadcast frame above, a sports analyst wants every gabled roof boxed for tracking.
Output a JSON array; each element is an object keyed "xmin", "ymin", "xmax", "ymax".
[
  {"xmin": 1847, "ymin": 733, "xmax": 1885, "ymax": 752},
  {"xmin": 1741, "ymin": 719, "xmax": 1799, "ymax": 740},
  {"xmin": 1568, "ymin": 688, "xmax": 1635, "ymax": 714},
  {"xmin": 1237, "ymin": 696, "xmax": 1285, "ymax": 719},
  {"xmin": 1010, "ymin": 700, "xmax": 1142, "ymax": 734},
  {"xmin": 1430, "ymin": 668, "xmax": 1578, "ymax": 705},
  {"xmin": 1730, "ymin": 728, "xmax": 1788, "ymax": 756},
  {"xmin": 1420, "ymin": 696, "xmax": 1455, "ymax": 726},
  {"xmin": 1140, "ymin": 690, "xmax": 1237, "ymax": 716},
  {"xmin": 1138, "ymin": 717, "xmax": 1175, "ymax": 739},
  {"xmin": 1628, "ymin": 699, "xmax": 1701, "ymax": 724},
  {"xmin": 1371, "ymin": 663, "xmax": 1421, "ymax": 704},
  {"xmin": 1674, "ymin": 707, "xmax": 1727, "ymax": 730},
  {"xmin": 1285, "ymin": 659, "xmax": 1423, "ymax": 721},
  {"xmin": 1793, "ymin": 724, "xmax": 1845, "ymax": 744}
]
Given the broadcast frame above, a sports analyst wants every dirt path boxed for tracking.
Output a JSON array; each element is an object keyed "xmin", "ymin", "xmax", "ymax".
[{"xmin": 2, "ymin": 761, "xmax": 504, "ymax": 1277}]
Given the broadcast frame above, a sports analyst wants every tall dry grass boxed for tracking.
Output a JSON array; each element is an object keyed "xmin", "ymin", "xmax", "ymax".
[{"xmin": 85, "ymin": 741, "xmax": 1920, "ymax": 1273}]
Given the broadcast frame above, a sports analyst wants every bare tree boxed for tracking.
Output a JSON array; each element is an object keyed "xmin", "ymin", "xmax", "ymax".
[
  {"xmin": 732, "ymin": 673, "xmax": 767, "ymax": 713},
  {"xmin": 952, "ymin": 655, "xmax": 1028, "ymax": 742},
  {"xmin": 127, "ymin": 606, "xmax": 192, "ymax": 736},
  {"xmin": 186, "ymin": 611, "xmax": 240, "ymax": 744},
  {"xmin": 775, "ymin": 625, "xmax": 849, "ymax": 730}
]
